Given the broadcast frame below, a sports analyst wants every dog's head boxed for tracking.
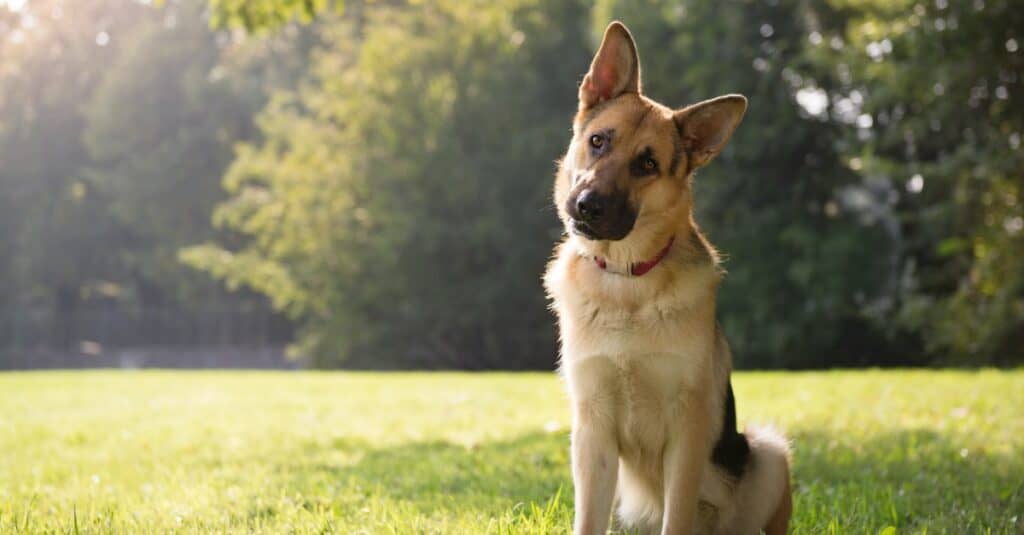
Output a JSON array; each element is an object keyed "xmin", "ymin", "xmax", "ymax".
[{"xmin": 556, "ymin": 22, "xmax": 747, "ymax": 257}]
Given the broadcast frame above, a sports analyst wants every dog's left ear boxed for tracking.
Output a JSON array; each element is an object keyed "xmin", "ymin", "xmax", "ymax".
[
  {"xmin": 579, "ymin": 21, "xmax": 641, "ymax": 109},
  {"xmin": 674, "ymin": 94, "xmax": 748, "ymax": 169}
]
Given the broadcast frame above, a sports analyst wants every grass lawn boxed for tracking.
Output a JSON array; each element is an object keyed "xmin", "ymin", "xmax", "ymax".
[{"xmin": 0, "ymin": 370, "xmax": 1021, "ymax": 534}]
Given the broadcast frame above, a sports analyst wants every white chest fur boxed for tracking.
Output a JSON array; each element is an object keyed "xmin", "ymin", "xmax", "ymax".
[
  {"xmin": 560, "ymin": 307, "xmax": 714, "ymax": 454},
  {"xmin": 547, "ymin": 250, "xmax": 720, "ymax": 456}
]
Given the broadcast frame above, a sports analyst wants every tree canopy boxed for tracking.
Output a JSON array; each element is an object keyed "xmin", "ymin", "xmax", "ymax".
[
  {"xmin": 1, "ymin": 0, "xmax": 1020, "ymax": 368},
  {"xmin": 205, "ymin": 0, "xmax": 340, "ymax": 31}
]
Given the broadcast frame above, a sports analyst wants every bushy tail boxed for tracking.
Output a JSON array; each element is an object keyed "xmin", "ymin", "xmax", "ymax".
[{"xmin": 723, "ymin": 425, "xmax": 792, "ymax": 534}]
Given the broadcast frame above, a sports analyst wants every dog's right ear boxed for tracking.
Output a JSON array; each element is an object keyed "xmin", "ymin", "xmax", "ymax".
[
  {"xmin": 674, "ymin": 95, "xmax": 748, "ymax": 169},
  {"xmin": 579, "ymin": 21, "xmax": 641, "ymax": 109}
]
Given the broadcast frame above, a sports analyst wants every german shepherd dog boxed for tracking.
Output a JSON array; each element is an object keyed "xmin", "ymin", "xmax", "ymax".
[{"xmin": 544, "ymin": 22, "xmax": 793, "ymax": 534}]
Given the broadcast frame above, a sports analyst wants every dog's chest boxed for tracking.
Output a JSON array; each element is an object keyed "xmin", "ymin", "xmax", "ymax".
[
  {"xmin": 550, "ymin": 251, "xmax": 718, "ymax": 451},
  {"xmin": 612, "ymin": 352, "xmax": 686, "ymax": 453},
  {"xmin": 566, "ymin": 350, "xmax": 701, "ymax": 467},
  {"xmin": 562, "ymin": 303, "xmax": 713, "ymax": 452}
]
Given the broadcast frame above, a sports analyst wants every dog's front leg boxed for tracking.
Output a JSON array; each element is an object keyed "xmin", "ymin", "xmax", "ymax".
[
  {"xmin": 660, "ymin": 396, "xmax": 710, "ymax": 535},
  {"xmin": 571, "ymin": 418, "xmax": 618, "ymax": 535}
]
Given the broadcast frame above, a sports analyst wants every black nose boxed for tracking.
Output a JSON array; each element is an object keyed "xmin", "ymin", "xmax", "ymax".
[{"xmin": 576, "ymin": 190, "xmax": 607, "ymax": 223}]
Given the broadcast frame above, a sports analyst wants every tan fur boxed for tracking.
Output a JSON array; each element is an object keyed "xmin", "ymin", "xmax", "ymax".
[
  {"xmin": 544, "ymin": 22, "xmax": 791, "ymax": 534},
  {"xmin": 764, "ymin": 464, "xmax": 793, "ymax": 535}
]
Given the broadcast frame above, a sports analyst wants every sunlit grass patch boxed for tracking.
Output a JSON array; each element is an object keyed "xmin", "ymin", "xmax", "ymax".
[{"xmin": 0, "ymin": 370, "xmax": 1021, "ymax": 533}]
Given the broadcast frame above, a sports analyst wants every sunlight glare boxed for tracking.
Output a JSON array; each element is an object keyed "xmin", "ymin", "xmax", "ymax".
[
  {"xmin": 2, "ymin": 0, "xmax": 28, "ymax": 12},
  {"xmin": 795, "ymin": 87, "xmax": 829, "ymax": 117}
]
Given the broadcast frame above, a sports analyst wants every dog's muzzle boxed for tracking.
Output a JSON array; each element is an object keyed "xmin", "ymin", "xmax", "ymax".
[{"xmin": 567, "ymin": 189, "xmax": 636, "ymax": 241}]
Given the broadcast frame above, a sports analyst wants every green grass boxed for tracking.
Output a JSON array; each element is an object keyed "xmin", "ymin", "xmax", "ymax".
[{"xmin": 0, "ymin": 370, "xmax": 1021, "ymax": 534}]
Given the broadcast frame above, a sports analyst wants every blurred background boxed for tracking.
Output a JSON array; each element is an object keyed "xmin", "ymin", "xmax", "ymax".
[{"xmin": 0, "ymin": 0, "xmax": 1020, "ymax": 370}]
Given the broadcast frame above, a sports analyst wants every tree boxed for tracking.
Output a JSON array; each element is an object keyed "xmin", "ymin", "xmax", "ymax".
[
  {"xmin": 0, "ymin": 0, "xmax": 149, "ymax": 347},
  {"xmin": 184, "ymin": 0, "xmax": 592, "ymax": 368},
  {"xmin": 0, "ymin": 0, "xmax": 304, "ymax": 360},
  {"xmin": 82, "ymin": 0, "xmax": 261, "ymax": 305},
  {"xmin": 809, "ymin": 0, "xmax": 1024, "ymax": 363},
  {"xmin": 206, "ymin": 0, "xmax": 340, "ymax": 31}
]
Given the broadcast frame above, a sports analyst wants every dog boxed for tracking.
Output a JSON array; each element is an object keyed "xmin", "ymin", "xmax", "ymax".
[{"xmin": 543, "ymin": 21, "xmax": 793, "ymax": 535}]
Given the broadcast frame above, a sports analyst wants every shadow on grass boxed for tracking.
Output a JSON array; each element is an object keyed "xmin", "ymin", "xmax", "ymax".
[
  {"xmin": 267, "ymin": 428, "xmax": 1021, "ymax": 532},
  {"xmin": 790, "ymin": 428, "xmax": 1022, "ymax": 532},
  {"xmin": 276, "ymin": 431, "xmax": 573, "ymax": 520}
]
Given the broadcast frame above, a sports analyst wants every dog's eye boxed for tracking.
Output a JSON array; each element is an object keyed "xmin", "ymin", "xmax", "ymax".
[
  {"xmin": 589, "ymin": 134, "xmax": 604, "ymax": 149},
  {"xmin": 631, "ymin": 150, "xmax": 659, "ymax": 177}
]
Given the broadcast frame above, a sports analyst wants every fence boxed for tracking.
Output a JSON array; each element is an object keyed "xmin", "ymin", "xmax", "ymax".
[{"xmin": 0, "ymin": 302, "xmax": 298, "ymax": 369}]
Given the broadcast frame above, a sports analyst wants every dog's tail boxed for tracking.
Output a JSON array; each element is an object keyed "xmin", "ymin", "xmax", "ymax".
[{"xmin": 724, "ymin": 424, "xmax": 792, "ymax": 534}]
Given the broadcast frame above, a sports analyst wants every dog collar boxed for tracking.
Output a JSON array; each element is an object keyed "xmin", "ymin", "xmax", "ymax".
[{"xmin": 594, "ymin": 236, "xmax": 675, "ymax": 277}]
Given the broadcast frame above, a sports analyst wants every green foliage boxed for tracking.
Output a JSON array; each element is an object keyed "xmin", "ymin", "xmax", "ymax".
[
  {"xmin": 184, "ymin": 1, "xmax": 591, "ymax": 367},
  {"xmin": 206, "ymin": 0, "xmax": 340, "ymax": 31},
  {"xmin": 81, "ymin": 0, "xmax": 252, "ymax": 303},
  {"xmin": 1, "ymin": 370, "xmax": 1022, "ymax": 532},
  {"xmin": 806, "ymin": 0, "xmax": 1024, "ymax": 364},
  {"xmin": 2, "ymin": 0, "xmax": 1020, "ymax": 367},
  {"xmin": 0, "ymin": 0, "xmax": 305, "ymax": 351},
  {"xmin": 0, "ymin": 0, "xmax": 150, "ymax": 317}
]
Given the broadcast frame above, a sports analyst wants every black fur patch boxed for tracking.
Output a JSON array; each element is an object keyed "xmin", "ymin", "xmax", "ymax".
[
  {"xmin": 711, "ymin": 381, "xmax": 750, "ymax": 480},
  {"xmin": 629, "ymin": 146, "xmax": 659, "ymax": 177}
]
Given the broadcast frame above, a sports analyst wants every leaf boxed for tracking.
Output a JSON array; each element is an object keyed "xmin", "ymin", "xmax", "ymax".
[{"xmin": 936, "ymin": 237, "xmax": 969, "ymax": 257}]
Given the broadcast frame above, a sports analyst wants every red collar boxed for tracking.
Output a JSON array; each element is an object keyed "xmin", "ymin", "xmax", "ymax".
[{"xmin": 594, "ymin": 236, "xmax": 675, "ymax": 277}]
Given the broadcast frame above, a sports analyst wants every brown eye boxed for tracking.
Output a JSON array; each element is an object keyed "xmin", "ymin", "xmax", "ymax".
[
  {"xmin": 631, "ymin": 148, "xmax": 659, "ymax": 177},
  {"xmin": 589, "ymin": 134, "xmax": 604, "ymax": 149}
]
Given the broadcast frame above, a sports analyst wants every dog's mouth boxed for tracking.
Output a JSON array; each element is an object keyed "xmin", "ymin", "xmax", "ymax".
[
  {"xmin": 571, "ymin": 220, "xmax": 600, "ymax": 239},
  {"xmin": 570, "ymin": 217, "xmax": 635, "ymax": 242}
]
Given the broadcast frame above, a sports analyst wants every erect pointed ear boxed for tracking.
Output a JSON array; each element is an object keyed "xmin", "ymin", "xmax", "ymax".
[
  {"xmin": 579, "ymin": 21, "xmax": 641, "ymax": 109},
  {"xmin": 673, "ymin": 94, "xmax": 748, "ymax": 169}
]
